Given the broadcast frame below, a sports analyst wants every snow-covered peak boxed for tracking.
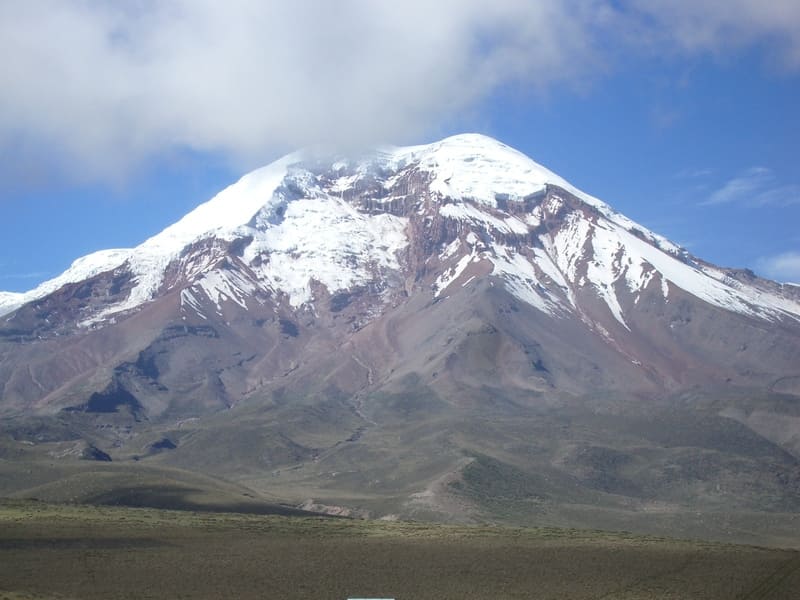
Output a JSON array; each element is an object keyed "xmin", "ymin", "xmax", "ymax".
[
  {"xmin": 384, "ymin": 134, "xmax": 680, "ymax": 255},
  {"xmin": 2, "ymin": 133, "xmax": 798, "ymax": 329},
  {"xmin": 140, "ymin": 151, "xmax": 304, "ymax": 255},
  {"xmin": 387, "ymin": 133, "xmax": 560, "ymax": 202}
]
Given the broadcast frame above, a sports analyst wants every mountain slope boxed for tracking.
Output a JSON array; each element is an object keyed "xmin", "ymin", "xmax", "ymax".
[{"xmin": 1, "ymin": 133, "xmax": 800, "ymax": 543}]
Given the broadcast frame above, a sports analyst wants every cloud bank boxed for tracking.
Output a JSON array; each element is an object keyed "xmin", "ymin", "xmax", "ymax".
[{"xmin": 1, "ymin": 1, "xmax": 799, "ymax": 180}]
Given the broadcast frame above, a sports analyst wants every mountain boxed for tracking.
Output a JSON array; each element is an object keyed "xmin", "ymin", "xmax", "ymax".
[{"xmin": 2, "ymin": 134, "xmax": 800, "ymax": 544}]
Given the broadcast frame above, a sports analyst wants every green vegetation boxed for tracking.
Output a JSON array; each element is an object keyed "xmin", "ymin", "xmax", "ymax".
[
  {"xmin": 1, "ymin": 499, "xmax": 799, "ymax": 599},
  {"xmin": 3, "ymin": 384, "xmax": 800, "ymax": 550}
]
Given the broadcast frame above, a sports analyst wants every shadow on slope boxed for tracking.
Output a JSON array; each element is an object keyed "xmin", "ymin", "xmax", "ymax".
[
  {"xmin": 0, "ymin": 460, "xmax": 324, "ymax": 517},
  {"xmin": 82, "ymin": 484, "xmax": 321, "ymax": 516}
]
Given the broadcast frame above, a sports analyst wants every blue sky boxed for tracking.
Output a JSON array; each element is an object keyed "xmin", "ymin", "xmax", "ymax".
[{"xmin": 1, "ymin": 1, "xmax": 799, "ymax": 292}]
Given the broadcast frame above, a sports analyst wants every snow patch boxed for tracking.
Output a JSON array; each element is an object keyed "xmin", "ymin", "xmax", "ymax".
[
  {"xmin": 440, "ymin": 202, "xmax": 529, "ymax": 235},
  {"xmin": 180, "ymin": 288, "xmax": 206, "ymax": 318},
  {"xmin": 244, "ymin": 197, "xmax": 407, "ymax": 307},
  {"xmin": 435, "ymin": 251, "xmax": 475, "ymax": 297},
  {"xmin": 545, "ymin": 213, "xmax": 591, "ymax": 282},
  {"xmin": 439, "ymin": 238, "xmax": 461, "ymax": 261},
  {"xmin": 587, "ymin": 224, "xmax": 629, "ymax": 329},
  {"xmin": 489, "ymin": 245, "xmax": 564, "ymax": 316},
  {"xmin": 530, "ymin": 247, "xmax": 574, "ymax": 308},
  {"xmin": 195, "ymin": 269, "xmax": 257, "ymax": 311}
]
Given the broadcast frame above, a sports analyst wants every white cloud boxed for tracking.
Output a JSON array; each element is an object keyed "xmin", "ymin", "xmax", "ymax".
[
  {"xmin": 624, "ymin": 0, "xmax": 800, "ymax": 68},
  {"xmin": 0, "ymin": 1, "xmax": 799, "ymax": 182},
  {"xmin": 702, "ymin": 168, "xmax": 800, "ymax": 207},
  {"xmin": 757, "ymin": 252, "xmax": 800, "ymax": 283},
  {"xmin": 0, "ymin": 1, "xmax": 608, "ymax": 180}
]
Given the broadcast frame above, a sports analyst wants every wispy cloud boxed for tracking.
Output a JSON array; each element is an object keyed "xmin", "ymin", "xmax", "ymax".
[
  {"xmin": 701, "ymin": 167, "xmax": 800, "ymax": 206},
  {"xmin": 674, "ymin": 168, "xmax": 714, "ymax": 179},
  {"xmin": 757, "ymin": 251, "xmax": 800, "ymax": 283}
]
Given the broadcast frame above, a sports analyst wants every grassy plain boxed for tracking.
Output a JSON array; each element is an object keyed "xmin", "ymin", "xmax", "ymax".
[{"xmin": 1, "ymin": 499, "xmax": 799, "ymax": 600}]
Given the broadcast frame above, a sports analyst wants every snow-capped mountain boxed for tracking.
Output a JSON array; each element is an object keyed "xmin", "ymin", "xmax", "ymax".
[
  {"xmin": 3, "ymin": 132, "xmax": 800, "ymax": 410},
  {"xmin": 2, "ymin": 134, "xmax": 798, "ymax": 329},
  {"xmin": 4, "ymin": 133, "xmax": 800, "ymax": 539}
]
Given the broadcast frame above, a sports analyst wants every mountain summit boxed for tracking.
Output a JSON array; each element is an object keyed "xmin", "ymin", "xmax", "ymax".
[{"xmin": 2, "ymin": 134, "xmax": 800, "ymax": 542}]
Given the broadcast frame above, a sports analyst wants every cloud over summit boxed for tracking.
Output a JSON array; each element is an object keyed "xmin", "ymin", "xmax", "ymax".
[{"xmin": 1, "ymin": 1, "xmax": 799, "ymax": 181}]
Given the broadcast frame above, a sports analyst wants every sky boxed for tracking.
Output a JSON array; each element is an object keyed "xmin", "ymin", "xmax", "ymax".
[{"xmin": 1, "ymin": 0, "xmax": 799, "ymax": 292}]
